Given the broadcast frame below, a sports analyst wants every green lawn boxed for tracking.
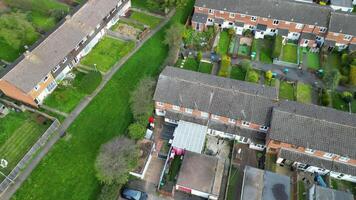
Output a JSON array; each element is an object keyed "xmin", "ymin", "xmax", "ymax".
[
  {"xmin": 44, "ymin": 71, "xmax": 102, "ymax": 113},
  {"xmin": 279, "ymin": 81, "xmax": 295, "ymax": 100},
  {"xmin": 238, "ymin": 43, "xmax": 251, "ymax": 57},
  {"xmin": 330, "ymin": 178, "xmax": 356, "ymax": 196},
  {"xmin": 198, "ymin": 61, "xmax": 213, "ymax": 74},
  {"xmin": 230, "ymin": 66, "xmax": 246, "ymax": 80},
  {"xmin": 226, "ymin": 166, "xmax": 241, "ymax": 200},
  {"xmin": 298, "ymin": 181, "xmax": 306, "ymax": 200},
  {"xmin": 30, "ymin": 12, "xmax": 57, "ymax": 31},
  {"xmin": 217, "ymin": 30, "xmax": 230, "ymax": 55},
  {"xmin": 324, "ymin": 52, "xmax": 341, "ymax": 70},
  {"xmin": 306, "ymin": 52, "xmax": 320, "ymax": 70},
  {"xmin": 281, "ymin": 43, "xmax": 298, "ymax": 63},
  {"xmin": 296, "ymin": 82, "xmax": 313, "ymax": 104},
  {"xmin": 129, "ymin": 11, "xmax": 161, "ymax": 28},
  {"xmin": 182, "ymin": 57, "xmax": 199, "ymax": 71},
  {"xmin": 12, "ymin": 1, "xmax": 194, "ymax": 199},
  {"xmin": 81, "ymin": 37, "xmax": 135, "ymax": 72},
  {"xmin": 0, "ymin": 111, "xmax": 51, "ymax": 177},
  {"xmin": 168, "ymin": 156, "xmax": 182, "ymax": 181},
  {"xmin": 252, "ymin": 38, "xmax": 273, "ymax": 64}
]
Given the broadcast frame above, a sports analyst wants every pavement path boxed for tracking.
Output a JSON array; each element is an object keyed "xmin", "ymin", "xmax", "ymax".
[
  {"xmin": 40, "ymin": 105, "xmax": 69, "ymax": 117},
  {"xmin": 0, "ymin": 9, "xmax": 175, "ymax": 200}
]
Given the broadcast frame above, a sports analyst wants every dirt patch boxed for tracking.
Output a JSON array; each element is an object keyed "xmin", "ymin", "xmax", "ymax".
[{"xmin": 115, "ymin": 23, "xmax": 141, "ymax": 38}]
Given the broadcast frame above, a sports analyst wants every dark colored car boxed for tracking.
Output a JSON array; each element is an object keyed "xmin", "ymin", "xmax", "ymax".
[{"xmin": 121, "ymin": 188, "xmax": 148, "ymax": 200}]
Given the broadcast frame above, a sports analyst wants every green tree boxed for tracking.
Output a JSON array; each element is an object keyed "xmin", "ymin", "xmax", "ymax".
[
  {"xmin": 341, "ymin": 91, "xmax": 353, "ymax": 103},
  {"xmin": 95, "ymin": 136, "xmax": 139, "ymax": 185},
  {"xmin": 323, "ymin": 69, "xmax": 340, "ymax": 90},
  {"xmin": 246, "ymin": 69, "xmax": 259, "ymax": 83},
  {"xmin": 164, "ymin": 23, "xmax": 184, "ymax": 65},
  {"xmin": 128, "ymin": 123, "xmax": 146, "ymax": 140},
  {"xmin": 197, "ymin": 51, "xmax": 203, "ymax": 62},
  {"xmin": 218, "ymin": 55, "xmax": 231, "ymax": 77},
  {"xmin": 321, "ymin": 89, "xmax": 331, "ymax": 106},
  {"xmin": 265, "ymin": 70, "xmax": 273, "ymax": 83}
]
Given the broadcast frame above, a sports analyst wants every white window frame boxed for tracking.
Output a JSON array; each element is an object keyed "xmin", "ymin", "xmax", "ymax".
[
  {"xmin": 296, "ymin": 23, "xmax": 303, "ymax": 29},
  {"xmin": 241, "ymin": 14, "xmax": 246, "ymax": 18},
  {"xmin": 157, "ymin": 102, "xmax": 164, "ymax": 107},
  {"xmin": 251, "ymin": 16, "xmax": 257, "ymax": 22},
  {"xmin": 172, "ymin": 105, "xmax": 180, "ymax": 111},
  {"xmin": 273, "ymin": 20, "xmax": 279, "ymax": 25},
  {"xmin": 52, "ymin": 65, "xmax": 60, "ymax": 73},
  {"xmin": 305, "ymin": 148, "xmax": 315, "ymax": 154},
  {"xmin": 43, "ymin": 75, "xmax": 49, "ymax": 82},
  {"xmin": 323, "ymin": 153, "xmax": 335, "ymax": 159},
  {"xmin": 339, "ymin": 156, "xmax": 350, "ymax": 162},
  {"xmin": 207, "ymin": 18, "xmax": 213, "ymax": 22},
  {"xmin": 208, "ymin": 9, "xmax": 214, "ymax": 14},
  {"xmin": 211, "ymin": 114, "xmax": 219, "ymax": 120},
  {"xmin": 229, "ymin": 13, "xmax": 235, "ymax": 18},
  {"xmin": 62, "ymin": 57, "xmax": 67, "ymax": 64},
  {"xmin": 319, "ymin": 27, "xmax": 327, "ymax": 33},
  {"xmin": 201, "ymin": 112, "xmax": 209, "ymax": 118},
  {"xmin": 185, "ymin": 108, "xmax": 193, "ymax": 114},
  {"xmin": 34, "ymin": 85, "xmax": 40, "ymax": 91},
  {"xmin": 304, "ymin": 39, "xmax": 309, "ymax": 44},
  {"xmin": 228, "ymin": 118, "xmax": 236, "ymax": 124},
  {"xmin": 344, "ymin": 35, "xmax": 352, "ymax": 41},
  {"xmin": 242, "ymin": 121, "xmax": 250, "ymax": 127},
  {"xmin": 198, "ymin": 7, "xmax": 203, "ymax": 10}
]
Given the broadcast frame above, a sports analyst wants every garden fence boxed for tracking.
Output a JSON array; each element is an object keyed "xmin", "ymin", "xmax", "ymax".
[{"xmin": 0, "ymin": 119, "xmax": 60, "ymax": 194}]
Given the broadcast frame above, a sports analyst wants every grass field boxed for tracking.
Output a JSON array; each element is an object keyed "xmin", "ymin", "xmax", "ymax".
[
  {"xmin": 198, "ymin": 61, "xmax": 213, "ymax": 74},
  {"xmin": 81, "ymin": 37, "xmax": 135, "ymax": 72},
  {"xmin": 217, "ymin": 30, "xmax": 230, "ymax": 55},
  {"xmin": 281, "ymin": 43, "xmax": 298, "ymax": 63},
  {"xmin": 226, "ymin": 166, "xmax": 241, "ymax": 200},
  {"xmin": 306, "ymin": 52, "xmax": 320, "ymax": 70},
  {"xmin": 230, "ymin": 66, "xmax": 246, "ymax": 80},
  {"xmin": 296, "ymin": 82, "xmax": 313, "ymax": 104},
  {"xmin": 252, "ymin": 38, "xmax": 273, "ymax": 64},
  {"xmin": 129, "ymin": 11, "xmax": 161, "ymax": 28},
  {"xmin": 298, "ymin": 181, "xmax": 306, "ymax": 200},
  {"xmin": 324, "ymin": 52, "xmax": 341, "ymax": 70},
  {"xmin": 279, "ymin": 81, "xmax": 295, "ymax": 100},
  {"xmin": 0, "ymin": 111, "xmax": 50, "ymax": 177},
  {"xmin": 44, "ymin": 71, "xmax": 103, "ymax": 113},
  {"xmin": 12, "ymin": 1, "xmax": 194, "ymax": 199},
  {"xmin": 180, "ymin": 57, "xmax": 199, "ymax": 71}
]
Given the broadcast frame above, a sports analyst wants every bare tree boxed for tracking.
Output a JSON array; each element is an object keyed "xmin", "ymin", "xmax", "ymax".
[{"xmin": 95, "ymin": 136, "xmax": 139, "ymax": 185}]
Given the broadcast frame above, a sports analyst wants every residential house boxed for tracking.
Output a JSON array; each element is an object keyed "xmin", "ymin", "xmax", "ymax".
[
  {"xmin": 325, "ymin": 12, "xmax": 356, "ymax": 51},
  {"xmin": 154, "ymin": 67, "xmax": 356, "ymax": 183},
  {"xmin": 308, "ymin": 184, "xmax": 354, "ymax": 200},
  {"xmin": 175, "ymin": 151, "xmax": 224, "ymax": 200},
  {"xmin": 0, "ymin": 0, "xmax": 131, "ymax": 107},
  {"xmin": 192, "ymin": 0, "xmax": 330, "ymax": 44},
  {"xmin": 268, "ymin": 100, "xmax": 356, "ymax": 182},
  {"xmin": 240, "ymin": 166, "xmax": 291, "ymax": 200},
  {"xmin": 330, "ymin": 0, "xmax": 354, "ymax": 12}
]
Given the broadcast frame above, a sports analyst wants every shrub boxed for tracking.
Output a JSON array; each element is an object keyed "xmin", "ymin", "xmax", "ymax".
[
  {"xmin": 97, "ymin": 184, "xmax": 121, "ymax": 200},
  {"xmin": 350, "ymin": 65, "xmax": 356, "ymax": 86},
  {"xmin": 240, "ymin": 59, "xmax": 252, "ymax": 71},
  {"xmin": 341, "ymin": 91, "xmax": 353, "ymax": 103},
  {"xmin": 128, "ymin": 123, "xmax": 146, "ymax": 140},
  {"xmin": 272, "ymin": 35, "xmax": 283, "ymax": 58},
  {"xmin": 228, "ymin": 28, "xmax": 235, "ymax": 36},
  {"xmin": 243, "ymin": 29, "xmax": 253, "ymax": 37},
  {"xmin": 246, "ymin": 69, "xmax": 259, "ymax": 83},
  {"xmin": 77, "ymin": 71, "xmax": 102, "ymax": 94},
  {"xmin": 321, "ymin": 89, "xmax": 331, "ymax": 106},
  {"xmin": 265, "ymin": 70, "xmax": 273, "ymax": 82},
  {"xmin": 218, "ymin": 55, "xmax": 231, "ymax": 77},
  {"xmin": 197, "ymin": 51, "xmax": 203, "ymax": 62}
]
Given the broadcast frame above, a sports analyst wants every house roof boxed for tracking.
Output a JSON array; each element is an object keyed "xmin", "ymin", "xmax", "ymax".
[
  {"xmin": 153, "ymin": 67, "xmax": 278, "ymax": 125},
  {"xmin": 172, "ymin": 120, "xmax": 207, "ymax": 153},
  {"xmin": 328, "ymin": 12, "xmax": 356, "ymax": 36},
  {"xmin": 0, "ymin": 0, "xmax": 123, "ymax": 93},
  {"xmin": 195, "ymin": 0, "xmax": 331, "ymax": 27},
  {"xmin": 279, "ymin": 148, "xmax": 356, "ymax": 176},
  {"xmin": 349, "ymin": 43, "xmax": 356, "ymax": 52},
  {"xmin": 241, "ymin": 166, "xmax": 291, "ymax": 200},
  {"xmin": 311, "ymin": 184, "xmax": 354, "ymax": 200},
  {"xmin": 176, "ymin": 151, "xmax": 224, "ymax": 196},
  {"xmin": 277, "ymin": 28, "xmax": 289, "ymax": 36},
  {"xmin": 235, "ymin": 21, "xmax": 244, "ymax": 27},
  {"xmin": 301, "ymin": 32, "xmax": 316, "ymax": 40},
  {"xmin": 192, "ymin": 12, "xmax": 208, "ymax": 24},
  {"xmin": 257, "ymin": 24, "xmax": 268, "ymax": 31},
  {"xmin": 214, "ymin": 18, "xmax": 224, "ymax": 24},
  {"xmin": 270, "ymin": 100, "xmax": 356, "ymax": 159},
  {"xmin": 330, "ymin": 0, "xmax": 353, "ymax": 8},
  {"xmin": 324, "ymin": 40, "xmax": 336, "ymax": 47}
]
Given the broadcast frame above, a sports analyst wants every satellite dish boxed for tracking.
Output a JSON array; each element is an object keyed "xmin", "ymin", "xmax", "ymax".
[{"xmin": 0, "ymin": 159, "xmax": 8, "ymax": 168}]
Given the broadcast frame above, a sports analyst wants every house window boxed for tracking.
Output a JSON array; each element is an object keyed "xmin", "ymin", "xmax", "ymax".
[
  {"xmin": 242, "ymin": 121, "xmax": 250, "ymax": 127},
  {"xmin": 62, "ymin": 57, "xmax": 67, "ymax": 63},
  {"xmin": 344, "ymin": 35, "xmax": 352, "ymax": 41},
  {"xmin": 319, "ymin": 27, "xmax": 327, "ymax": 33},
  {"xmin": 53, "ymin": 65, "xmax": 61, "ymax": 73},
  {"xmin": 89, "ymin": 30, "xmax": 95, "ymax": 37},
  {"xmin": 296, "ymin": 23, "xmax": 303, "ymax": 29},
  {"xmin": 198, "ymin": 7, "xmax": 203, "ymax": 10},
  {"xmin": 172, "ymin": 105, "xmax": 180, "ymax": 111},
  {"xmin": 228, "ymin": 22, "xmax": 233, "ymax": 25},
  {"xmin": 339, "ymin": 156, "xmax": 350, "ymax": 162},
  {"xmin": 229, "ymin": 13, "xmax": 235, "ymax": 18},
  {"xmin": 323, "ymin": 153, "xmax": 335, "ymax": 159},
  {"xmin": 273, "ymin": 20, "xmax": 279, "ymax": 25},
  {"xmin": 208, "ymin": 18, "xmax": 213, "ymax": 22},
  {"xmin": 208, "ymin": 9, "xmax": 214, "ymax": 14},
  {"xmin": 304, "ymin": 39, "xmax": 309, "ymax": 44},
  {"xmin": 259, "ymin": 126, "xmax": 269, "ymax": 131},
  {"xmin": 228, "ymin": 118, "xmax": 236, "ymax": 124},
  {"xmin": 211, "ymin": 114, "xmax": 219, "ymax": 120},
  {"xmin": 316, "ymin": 36, "xmax": 322, "ymax": 40},
  {"xmin": 157, "ymin": 102, "xmax": 164, "ymax": 107},
  {"xmin": 305, "ymin": 148, "xmax": 315, "ymax": 154},
  {"xmin": 201, "ymin": 112, "xmax": 209, "ymax": 118},
  {"xmin": 293, "ymin": 32, "xmax": 299, "ymax": 37},
  {"xmin": 270, "ymin": 29, "xmax": 276, "ymax": 33},
  {"xmin": 251, "ymin": 16, "xmax": 257, "ymax": 22},
  {"xmin": 34, "ymin": 85, "xmax": 40, "ymax": 91},
  {"xmin": 43, "ymin": 75, "xmax": 49, "ymax": 82},
  {"xmin": 96, "ymin": 24, "xmax": 101, "ymax": 29},
  {"xmin": 185, "ymin": 108, "xmax": 193, "ymax": 114}
]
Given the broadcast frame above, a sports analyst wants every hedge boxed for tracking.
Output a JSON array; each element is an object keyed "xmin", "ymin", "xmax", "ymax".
[
  {"xmin": 77, "ymin": 71, "xmax": 102, "ymax": 94},
  {"xmin": 272, "ymin": 35, "xmax": 283, "ymax": 58},
  {"xmin": 350, "ymin": 65, "xmax": 356, "ymax": 86},
  {"xmin": 218, "ymin": 55, "xmax": 231, "ymax": 77}
]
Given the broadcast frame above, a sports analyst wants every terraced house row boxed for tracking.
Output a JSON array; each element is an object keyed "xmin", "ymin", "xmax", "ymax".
[
  {"xmin": 154, "ymin": 67, "xmax": 356, "ymax": 183},
  {"xmin": 192, "ymin": 0, "xmax": 356, "ymax": 51},
  {"xmin": 0, "ymin": 0, "xmax": 131, "ymax": 107}
]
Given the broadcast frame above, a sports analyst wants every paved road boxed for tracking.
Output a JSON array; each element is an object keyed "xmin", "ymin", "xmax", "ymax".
[{"xmin": 0, "ymin": 10, "xmax": 175, "ymax": 200}]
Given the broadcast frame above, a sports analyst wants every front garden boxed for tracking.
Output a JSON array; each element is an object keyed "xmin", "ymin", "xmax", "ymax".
[
  {"xmin": 128, "ymin": 10, "xmax": 161, "ymax": 29},
  {"xmin": 281, "ymin": 43, "xmax": 298, "ymax": 64},
  {"xmin": 279, "ymin": 81, "xmax": 295, "ymax": 100},
  {"xmin": 217, "ymin": 30, "xmax": 231, "ymax": 55},
  {"xmin": 198, "ymin": 61, "xmax": 213, "ymax": 74},
  {"xmin": 296, "ymin": 82, "xmax": 313, "ymax": 104},
  {"xmin": 80, "ymin": 37, "xmax": 135, "ymax": 73}
]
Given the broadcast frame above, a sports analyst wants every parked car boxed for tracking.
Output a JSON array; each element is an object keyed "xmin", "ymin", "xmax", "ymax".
[{"xmin": 121, "ymin": 188, "xmax": 148, "ymax": 200}]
